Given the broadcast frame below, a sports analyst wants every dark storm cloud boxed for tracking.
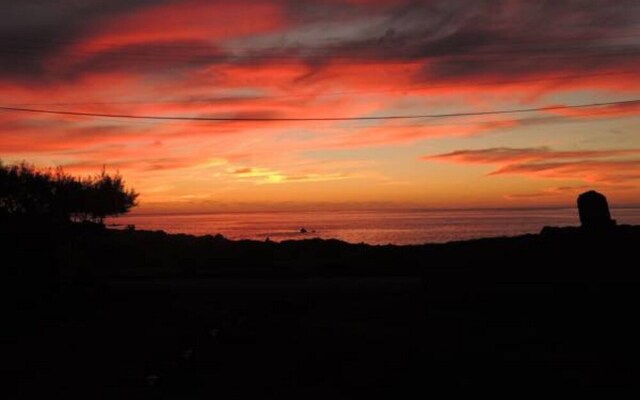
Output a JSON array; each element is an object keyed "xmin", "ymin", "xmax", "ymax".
[
  {"xmin": 381, "ymin": 1, "xmax": 640, "ymax": 80},
  {"xmin": 0, "ymin": 0, "xmax": 175, "ymax": 80},
  {"xmin": 2, "ymin": 0, "xmax": 640, "ymax": 83},
  {"xmin": 261, "ymin": 0, "xmax": 640, "ymax": 81},
  {"xmin": 52, "ymin": 40, "xmax": 228, "ymax": 79}
]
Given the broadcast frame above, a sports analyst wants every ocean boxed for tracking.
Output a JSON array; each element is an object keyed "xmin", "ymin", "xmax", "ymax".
[{"xmin": 107, "ymin": 208, "xmax": 640, "ymax": 245}]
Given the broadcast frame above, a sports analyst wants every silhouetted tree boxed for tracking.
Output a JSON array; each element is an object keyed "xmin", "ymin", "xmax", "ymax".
[
  {"xmin": 0, "ymin": 161, "xmax": 138, "ymax": 224},
  {"xmin": 82, "ymin": 169, "xmax": 139, "ymax": 224},
  {"xmin": 0, "ymin": 162, "xmax": 54, "ymax": 217}
]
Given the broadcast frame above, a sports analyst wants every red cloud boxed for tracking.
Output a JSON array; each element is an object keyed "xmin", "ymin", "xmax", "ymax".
[
  {"xmin": 320, "ymin": 119, "xmax": 518, "ymax": 149},
  {"xmin": 425, "ymin": 147, "xmax": 640, "ymax": 185},
  {"xmin": 425, "ymin": 147, "xmax": 640, "ymax": 164},
  {"xmin": 64, "ymin": 0, "xmax": 287, "ymax": 52},
  {"xmin": 542, "ymin": 99, "xmax": 640, "ymax": 119},
  {"xmin": 2, "ymin": 0, "xmax": 640, "ymax": 209},
  {"xmin": 491, "ymin": 159, "xmax": 640, "ymax": 183}
]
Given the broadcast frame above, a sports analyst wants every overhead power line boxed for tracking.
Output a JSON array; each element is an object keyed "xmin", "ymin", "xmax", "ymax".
[{"xmin": 0, "ymin": 99, "xmax": 639, "ymax": 122}]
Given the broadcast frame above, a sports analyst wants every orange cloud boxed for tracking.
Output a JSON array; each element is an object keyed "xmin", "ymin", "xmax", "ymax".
[
  {"xmin": 228, "ymin": 165, "xmax": 349, "ymax": 184},
  {"xmin": 492, "ymin": 160, "xmax": 640, "ymax": 183},
  {"xmin": 426, "ymin": 147, "xmax": 640, "ymax": 185},
  {"xmin": 542, "ymin": 100, "xmax": 640, "ymax": 119},
  {"xmin": 3, "ymin": 1, "xmax": 640, "ymax": 209},
  {"xmin": 426, "ymin": 147, "xmax": 640, "ymax": 164}
]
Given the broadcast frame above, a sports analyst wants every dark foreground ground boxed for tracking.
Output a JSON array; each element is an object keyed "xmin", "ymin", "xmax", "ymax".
[{"xmin": 3, "ymin": 221, "xmax": 640, "ymax": 395}]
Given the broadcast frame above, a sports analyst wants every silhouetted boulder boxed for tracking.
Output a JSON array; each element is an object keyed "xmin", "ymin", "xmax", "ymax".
[{"xmin": 577, "ymin": 190, "xmax": 616, "ymax": 230}]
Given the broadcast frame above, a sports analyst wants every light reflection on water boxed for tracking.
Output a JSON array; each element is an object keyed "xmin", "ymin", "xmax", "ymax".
[{"xmin": 108, "ymin": 208, "xmax": 640, "ymax": 245}]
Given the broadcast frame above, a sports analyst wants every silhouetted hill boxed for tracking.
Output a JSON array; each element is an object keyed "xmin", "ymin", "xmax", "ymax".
[
  {"xmin": 4, "ymin": 220, "xmax": 640, "ymax": 392},
  {"xmin": 6, "ymin": 219, "xmax": 638, "ymax": 279}
]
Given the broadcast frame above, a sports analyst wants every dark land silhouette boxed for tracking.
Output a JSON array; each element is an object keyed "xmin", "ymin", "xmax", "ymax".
[{"xmin": 2, "ymin": 165, "xmax": 640, "ymax": 393}]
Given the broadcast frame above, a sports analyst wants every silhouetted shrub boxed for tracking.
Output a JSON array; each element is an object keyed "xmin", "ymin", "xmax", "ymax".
[{"xmin": 0, "ymin": 161, "xmax": 138, "ymax": 224}]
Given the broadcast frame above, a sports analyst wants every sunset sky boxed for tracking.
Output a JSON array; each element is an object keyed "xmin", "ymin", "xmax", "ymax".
[{"xmin": 1, "ymin": 0, "xmax": 640, "ymax": 212}]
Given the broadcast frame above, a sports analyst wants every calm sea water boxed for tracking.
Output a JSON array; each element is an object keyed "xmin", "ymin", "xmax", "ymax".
[{"xmin": 108, "ymin": 208, "xmax": 640, "ymax": 245}]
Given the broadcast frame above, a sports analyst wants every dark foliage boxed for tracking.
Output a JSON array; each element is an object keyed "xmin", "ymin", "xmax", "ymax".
[{"xmin": 0, "ymin": 161, "xmax": 138, "ymax": 223}]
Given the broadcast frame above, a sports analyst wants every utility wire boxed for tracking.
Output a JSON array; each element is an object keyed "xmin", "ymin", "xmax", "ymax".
[{"xmin": 1, "ymin": 99, "xmax": 639, "ymax": 122}]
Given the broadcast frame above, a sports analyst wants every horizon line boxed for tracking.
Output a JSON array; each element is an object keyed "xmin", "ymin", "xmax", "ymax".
[{"xmin": 115, "ymin": 205, "xmax": 640, "ymax": 217}]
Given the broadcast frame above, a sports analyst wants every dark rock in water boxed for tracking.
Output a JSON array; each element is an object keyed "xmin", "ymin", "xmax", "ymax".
[
  {"xmin": 577, "ymin": 190, "xmax": 616, "ymax": 230},
  {"xmin": 300, "ymin": 227, "xmax": 308, "ymax": 234}
]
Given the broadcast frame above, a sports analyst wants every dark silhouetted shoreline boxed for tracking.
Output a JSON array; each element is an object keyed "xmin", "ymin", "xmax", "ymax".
[{"xmin": 3, "ymin": 219, "xmax": 640, "ymax": 393}]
